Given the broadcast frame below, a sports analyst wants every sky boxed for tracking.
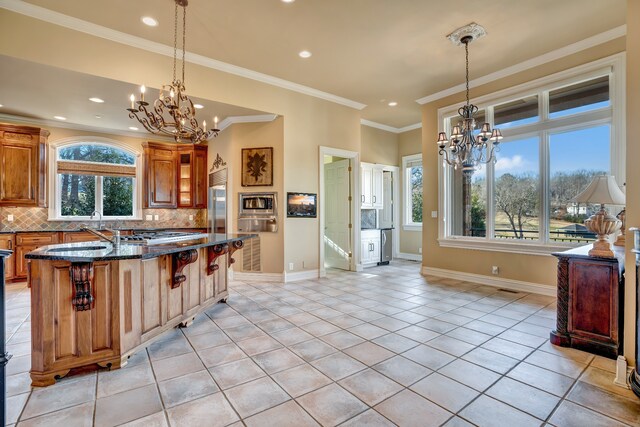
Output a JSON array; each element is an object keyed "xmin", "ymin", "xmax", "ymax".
[{"xmin": 465, "ymin": 100, "xmax": 611, "ymax": 182}]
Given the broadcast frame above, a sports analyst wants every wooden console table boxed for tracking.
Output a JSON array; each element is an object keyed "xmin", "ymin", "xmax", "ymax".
[{"xmin": 550, "ymin": 244, "xmax": 624, "ymax": 359}]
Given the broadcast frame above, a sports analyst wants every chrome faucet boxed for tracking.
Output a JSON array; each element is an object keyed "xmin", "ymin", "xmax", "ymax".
[
  {"xmin": 80, "ymin": 226, "xmax": 121, "ymax": 249},
  {"xmin": 90, "ymin": 210, "xmax": 103, "ymax": 230}
]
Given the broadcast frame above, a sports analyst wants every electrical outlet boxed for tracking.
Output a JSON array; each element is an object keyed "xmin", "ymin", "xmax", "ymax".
[
  {"xmin": 154, "ymin": 214, "xmax": 159, "ymax": 221},
  {"xmin": 418, "ymin": 247, "xmax": 422, "ymax": 254},
  {"xmin": 289, "ymin": 262, "xmax": 294, "ymax": 271},
  {"xmin": 189, "ymin": 215, "xmax": 194, "ymax": 220},
  {"xmin": 431, "ymin": 211, "xmax": 438, "ymax": 218},
  {"xmin": 492, "ymin": 266, "xmax": 499, "ymax": 275},
  {"xmin": 145, "ymin": 214, "xmax": 153, "ymax": 221},
  {"xmin": 7, "ymin": 214, "xmax": 14, "ymax": 222}
]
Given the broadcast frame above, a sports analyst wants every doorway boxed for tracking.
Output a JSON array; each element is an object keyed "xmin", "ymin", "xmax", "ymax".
[{"xmin": 319, "ymin": 147, "xmax": 359, "ymax": 276}]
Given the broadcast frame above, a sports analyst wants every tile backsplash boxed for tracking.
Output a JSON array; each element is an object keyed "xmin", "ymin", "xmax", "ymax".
[{"xmin": 0, "ymin": 206, "xmax": 207, "ymax": 231}]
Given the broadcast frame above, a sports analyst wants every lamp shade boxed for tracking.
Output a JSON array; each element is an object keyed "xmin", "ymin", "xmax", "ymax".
[{"xmin": 572, "ymin": 175, "xmax": 626, "ymax": 205}]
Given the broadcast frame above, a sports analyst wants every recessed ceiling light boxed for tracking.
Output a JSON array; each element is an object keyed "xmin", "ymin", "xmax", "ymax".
[
  {"xmin": 141, "ymin": 16, "xmax": 158, "ymax": 27},
  {"xmin": 282, "ymin": 0, "xmax": 295, "ymax": 3},
  {"xmin": 95, "ymin": 115, "xmax": 102, "ymax": 119},
  {"xmin": 54, "ymin": 116, "xmax": 67, "ymax": 121},
  {"xmin": 89, "ymin": 97, "xmax": 105, "ymax": 103},
  {"xmin": 0, "ymin": 104, "xmax": 3, "ymax": 108},
  {"xmin": 388, "ymin": 101, "xmax": 398, "ymax": 107},
  {"xmin": 129, "ymin": 126, "xmax": 139, "ymax": 131},
  {"xmin": 194, "ymin": 104, "xmax": 204, "ymax": 109},
  {"xmin": 298, "ymin": 50, "xmax": 312, "ymax": 58}
]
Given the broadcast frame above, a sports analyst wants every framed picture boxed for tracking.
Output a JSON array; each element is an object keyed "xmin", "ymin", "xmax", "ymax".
[
  {"xmin": 241, "ymin": 147, "xmax": 273, "ymax": 186},
  {"xmin": 287, "ymin": 192, "xmax": 317, "ymax": 218}
]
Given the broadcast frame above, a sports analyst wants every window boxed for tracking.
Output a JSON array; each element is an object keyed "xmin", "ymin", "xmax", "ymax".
[
  {"xmin": 403, "ymin": 154, "xmax": 423, "ymax": 230},
  {"xmin": 439, "ymin": 55, "xmax": 624, "ymax": 253},
  {"xmin": 52, "ymin": 142, "xmax": 139, "ymax": 220}
]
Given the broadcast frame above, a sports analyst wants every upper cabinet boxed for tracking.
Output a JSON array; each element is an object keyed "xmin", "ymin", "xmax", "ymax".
[
  {"xmin": 144, "ymin": 142, "xmax": 177, "ymax": 208},
  {"xmin": 361, "ymin": 162, "xmax": 383, "ymax": 209},
  {"xmin": 193, "ymin": 146, "xmax": 207, "ymax": 208},
  {"xmin": 0, "ymin": 124, "xmax": 49, "ymax": 207},
  {"xmin": 143, "ymin": 141, "xmax": 207, "ymax": 209}
]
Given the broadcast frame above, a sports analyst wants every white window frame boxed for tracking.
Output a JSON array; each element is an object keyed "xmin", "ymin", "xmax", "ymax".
[
  {"xmin": 402, "ymin": 153, "xmax": 423, "ymax": 231},
  {"xmin": 48, "ymin": 137, "xmax": 143, "ymax": 221},
  {"xmin": 437, "ymin": 53, "xmax": 625, "ymax": 255}
]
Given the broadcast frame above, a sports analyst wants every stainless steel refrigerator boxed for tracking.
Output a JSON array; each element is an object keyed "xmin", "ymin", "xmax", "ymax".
[{"xmin": 208, "ymin": 169, "xmax": 227, "ymax": 234}]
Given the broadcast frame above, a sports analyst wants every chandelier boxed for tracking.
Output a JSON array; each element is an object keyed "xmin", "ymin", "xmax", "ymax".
[
  {"xmin": 127, "ymin": 0, "xmax": 219, "ymax": 144},
  {"xmin": 437, "ymin": 23, "xmax": 502, "ymax": 175}
]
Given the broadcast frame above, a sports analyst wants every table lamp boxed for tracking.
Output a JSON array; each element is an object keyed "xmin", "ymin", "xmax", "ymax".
[{"xmin": 572, "ymin": 175, "xmax": 626, "ymax": 257}]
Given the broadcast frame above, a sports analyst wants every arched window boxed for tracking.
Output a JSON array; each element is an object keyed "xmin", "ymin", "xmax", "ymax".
[{"xmin": 53, "ymin": 142, "xmax": 138, "ymax": 219}]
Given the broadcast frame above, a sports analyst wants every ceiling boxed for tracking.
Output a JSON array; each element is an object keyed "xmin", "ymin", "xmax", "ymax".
[
  {"xmin": 0, "ymin": 55, "xmax": 269, "ymax": 137},
  {"xmin": 2, "ymin": 0, "xmax": 628, "ymax": 129}
]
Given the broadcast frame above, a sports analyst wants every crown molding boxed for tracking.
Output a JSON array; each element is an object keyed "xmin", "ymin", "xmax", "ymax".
[
  {"xmin": 416, "ymin": 24, "xmax": 627, "ymax": 105},
  {"xmin": 0, "ymin": 0, "xmax": 367, "ymax": 111},
  {"xmin": 0, "ymin": 113, "xmax": 176, "ymax": 141},
  {"xmin": 218, "ymin": 114, "xmax": 278, "ymax": 131},
  {"xmin": 360, "ymin": 119, "xmax": 421, "ymax": 134}
]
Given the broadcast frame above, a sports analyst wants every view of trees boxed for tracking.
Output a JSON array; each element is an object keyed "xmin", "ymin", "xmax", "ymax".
[
  {"xmin": 468, "ymin": 169, "xmax": 606, "ymax": 240},
  {"xmin": 410, "ymin": 166, "xmax": 423, "ymax": 223},
  {"xmin": 59, "ymin": 145, "xmax": 134, "ymax": 217},
  {"xmin": 494, "ymin": 173, "xmax": 538, "ymax": 238}
]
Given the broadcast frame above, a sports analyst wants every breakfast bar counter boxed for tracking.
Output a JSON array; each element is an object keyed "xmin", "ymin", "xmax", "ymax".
[{"xmin": 25, "ymin": 233, "xmax": 255, "ymax": 386}]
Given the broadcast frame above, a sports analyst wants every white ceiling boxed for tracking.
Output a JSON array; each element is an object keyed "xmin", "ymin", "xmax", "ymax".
[
  {"xmin": 1, "ymin": 0, "xmax": 628, "ymax": 129},
  {"xmin": 0, "ymin": 55, "xmax": 269, "ymax": 137}
]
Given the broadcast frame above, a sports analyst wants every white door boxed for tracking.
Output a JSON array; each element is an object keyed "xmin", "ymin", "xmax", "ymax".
[
  {"xmin": 361, "ymin": 165, "xmax": 372, "ymax": 207},
  {"xmin": 379, "ymin": 171, "xmax": 393, "ymax": 228},
  {"xmin": 324, "ymin": 159, "xmax": 351, "ymax": 270},
  {"xmin": 372, "ymin": 167, "xmax": 384, "ymax": 208}
]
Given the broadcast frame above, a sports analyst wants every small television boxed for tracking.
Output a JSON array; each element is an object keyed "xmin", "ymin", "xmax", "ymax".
[{"xmin": 287, "ymin": 192, "xmax": 317, "ymax": 218}]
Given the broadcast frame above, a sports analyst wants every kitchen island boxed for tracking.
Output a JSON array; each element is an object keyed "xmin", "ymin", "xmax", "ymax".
[{"xmin": 25, "ymin": 233, "xmax": 254, "ymax": 386}]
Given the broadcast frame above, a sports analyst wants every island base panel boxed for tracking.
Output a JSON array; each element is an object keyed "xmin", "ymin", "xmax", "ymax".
[{"xmin": 28, "ymin": 247, "xmax": 228, "ymax": 386}]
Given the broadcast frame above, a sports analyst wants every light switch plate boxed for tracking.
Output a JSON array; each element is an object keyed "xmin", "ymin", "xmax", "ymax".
[
  {"xmin": 7, "ymin": 214, "xmax": 14, "ymax": 222},
  {"xmin": 431, "ymin": 211, "xmax": 438, "ymax": 218},
  {"xmin": 189, "ymin": 215, "xmax": 193, "ymax": 220},
  {"xmin": 145, "ymin": 214, "xmax": 153, "ymax": 221},
  {"xmin": 154, "ymin": 215, "xmax": 159, "ymax": 221}
]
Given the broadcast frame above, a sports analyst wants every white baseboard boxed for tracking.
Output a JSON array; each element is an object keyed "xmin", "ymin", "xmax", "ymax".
[
  {"xmin": 284, "ymin": 269, "xmax": 319, "ymax": 282},
  {"xmin": 396, "ymin": 252, "xmax": 422, "ymax": 261},
  {"xmin": 231, "ymin": 271, "xmax": 284, "ymax": 282},
  {"xmin": 421, "ymin": 266, "xmax": 556, "ymax": 296}
]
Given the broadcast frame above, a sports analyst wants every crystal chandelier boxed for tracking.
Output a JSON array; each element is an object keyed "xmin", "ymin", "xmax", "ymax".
[
  {"xmin": 437, "ymin": 23, "xmax": 502, "ymax": 174},
  {"xmin": 127, "ymin": 0, "xmax": 219, "ymax": 144}
]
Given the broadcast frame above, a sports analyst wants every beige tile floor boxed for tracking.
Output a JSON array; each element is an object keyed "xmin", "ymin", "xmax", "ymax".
[{"xmin": 4, "ymin": 260, "xmax": 640, "ymax": 426}]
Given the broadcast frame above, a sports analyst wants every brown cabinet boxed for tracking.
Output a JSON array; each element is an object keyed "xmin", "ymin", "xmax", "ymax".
[
  {"xmin": 14, "ymin": 232, "xmax": 59, "ymax": 280},
  {"xmin": 551, "ymin": 244, "xmax": 624, "ymax": 359},
  {"xmin": 143, "ymin": 142, "xmax": 177, "ymax": 208},
  {"xmin": 143, "ymin": 142, "xmax": 207, "ymax": 209},
  {"xmin": 193, "ymin": 145, "xmax": 208, "ymax": 208},
  {"xmin": 0, "ymin": 124, "xmax": 49, "ymax": 207},
  {"xmin": 0, "ymin": 234, "xmax": 15, "ymax": 279}
]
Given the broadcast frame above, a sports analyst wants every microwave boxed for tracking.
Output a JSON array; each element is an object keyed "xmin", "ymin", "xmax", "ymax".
[{"xmin": 239, "ymin": 192, "xmax": 277, "ymax": 217}]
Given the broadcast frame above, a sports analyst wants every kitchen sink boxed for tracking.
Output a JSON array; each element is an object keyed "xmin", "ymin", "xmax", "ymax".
[{"xmin": 46, "ymin": 246, "xmax": 109, "ymax": 252}]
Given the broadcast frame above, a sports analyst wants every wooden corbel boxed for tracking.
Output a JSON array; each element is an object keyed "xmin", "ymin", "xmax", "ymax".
[
  {"xmin": 207, "ymin": 244, "xmax": 227, "ymax": 275},
  {"xmin": 71, "ymin": 262, "xmax": 94, "ymax": 311},
  {"xmin": 172, "ymin": 249, "xmax": 199, "ymax": 288},
  {"xmin": 227, "ymin": 240, "xmax": 244, "ymax": 268}
]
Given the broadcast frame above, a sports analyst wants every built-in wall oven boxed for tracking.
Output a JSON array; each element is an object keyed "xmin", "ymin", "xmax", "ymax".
[{"xmin": 238, "ymin": 192, "xmax": 278, "ymax": 232}]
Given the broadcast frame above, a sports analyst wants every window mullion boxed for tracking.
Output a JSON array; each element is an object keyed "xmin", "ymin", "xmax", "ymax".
[
  {"xmin": 96, "ymin": 176, "xmax": 104, "ymax": 216},
  {"xmin": 540, "ymin": 132, "xmax": 550, "ymax": 244},
  {"xmin": 486, "ymin": 106, "xmax": 495, "ymax": 240}
]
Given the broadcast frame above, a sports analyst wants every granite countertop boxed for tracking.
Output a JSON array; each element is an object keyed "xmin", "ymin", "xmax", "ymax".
[
  {"xmin": 25, "ymin": 233, "xmax": 256, "ymax": 262},
  {"xmin": 0, "ymin": 227, "xmax": 206, "ymax": 234}
]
